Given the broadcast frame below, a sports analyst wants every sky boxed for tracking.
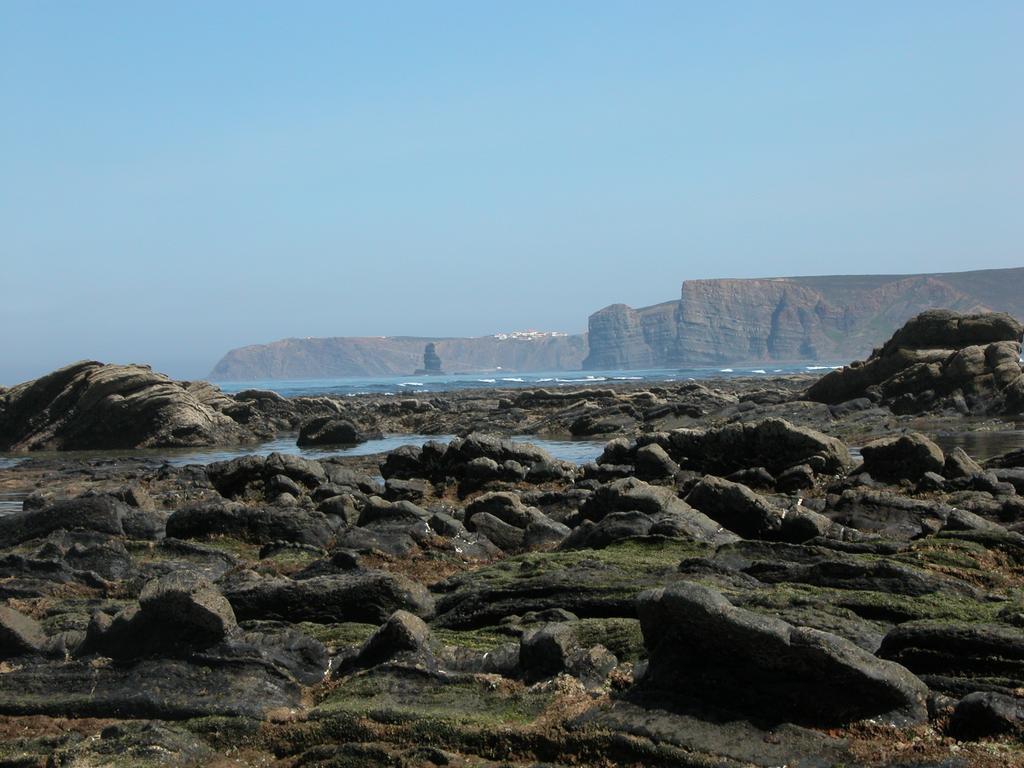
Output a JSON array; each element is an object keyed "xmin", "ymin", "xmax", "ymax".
[{"xmin": 1, "ymin": 1, "xmax": 1021, "ymax": 383}]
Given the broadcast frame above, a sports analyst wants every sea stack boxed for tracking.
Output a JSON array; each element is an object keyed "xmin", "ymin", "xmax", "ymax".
[{"xmin": 415, "ymin": 343, "xmax": 444, "ymax": 375}]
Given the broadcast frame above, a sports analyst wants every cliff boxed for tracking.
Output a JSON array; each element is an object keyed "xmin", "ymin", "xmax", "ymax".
[
  {"xmin": 210, "ymin": 334, "xmax": 588, "ymax": 380},
  {"xmin": 583, "ymin": 267, "xmax": 1024, "ymax": 369}
]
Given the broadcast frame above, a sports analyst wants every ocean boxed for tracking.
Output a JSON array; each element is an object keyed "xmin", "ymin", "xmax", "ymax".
[{"xmin": 212, "ymin": 364, "xmax": 843, "ymax": 399}]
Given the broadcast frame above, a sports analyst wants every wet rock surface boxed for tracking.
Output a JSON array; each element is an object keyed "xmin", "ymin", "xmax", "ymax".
[{"xmin": 0, "ymin": 312, "xmax": 1023, "ymax": 766}]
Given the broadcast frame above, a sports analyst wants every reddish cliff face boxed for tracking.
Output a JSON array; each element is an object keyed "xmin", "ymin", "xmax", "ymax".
[{"xmin": 584, "ymin": 268, "xmax": 1021, "ymax": 369}]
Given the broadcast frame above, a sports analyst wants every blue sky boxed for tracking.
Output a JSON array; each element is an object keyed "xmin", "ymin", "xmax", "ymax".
[{"xmin": 1, "ymin": 1, "xmax": 1021, "ymax": 382}]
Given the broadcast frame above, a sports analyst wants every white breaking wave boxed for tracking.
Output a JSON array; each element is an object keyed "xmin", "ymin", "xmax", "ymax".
[{"xmin": 719, "ymin": 368, "xmax": 734, "ymax": 373}]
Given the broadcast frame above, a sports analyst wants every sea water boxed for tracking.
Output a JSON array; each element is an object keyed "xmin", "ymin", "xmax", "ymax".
[{"xmin": 212, "ymin": 364, "xmax": 842, "ymax": 399}]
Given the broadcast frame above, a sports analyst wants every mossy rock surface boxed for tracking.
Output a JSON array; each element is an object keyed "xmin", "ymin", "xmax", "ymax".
[
  {"xmin": 432, "ymin": 537, "xmax": 711, "ymax": 628},
  {"xmin": 315, "ymin": 666, "xmax": 552, "ymax": 727},
  {"xmin": 296, "ymin": 621, "xmax": 379, "ymax": 651}
]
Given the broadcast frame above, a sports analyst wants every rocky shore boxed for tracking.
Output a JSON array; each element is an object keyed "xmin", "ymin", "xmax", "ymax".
[{"xmin": 1, "ymin": 310, "xmax": 1024, "ymax": 767}]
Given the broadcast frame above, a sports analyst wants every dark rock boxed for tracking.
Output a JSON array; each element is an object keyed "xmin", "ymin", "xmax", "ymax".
[
  {"xmin": 565, "ymin": 644, "xmax": 618, "ymax": 690},
  {"xmin": 522, "ymin": 517, "xmax": 571, "ymax": 551},
  {"xmin": 570, "ymin": 410, "xmax": 638, "ymax": 437},
  {"xmin": 945, "ymin": 447, "xmax": 985, "ymax": 479},
  {"xmin": 949, "ymin": 691, "xmax": 1024, "ymax": 739},
  {"xmin": 725, "ymin": 466, "xmax": 776, "ymax": 490},
  {"xmin": 992, "ymin": 468, "xmax": 1024, "ymax": 495},
  {"xmin": 258, "ymin": 540, "xmax": 326, "ymax": 560},
  {"xmin": 879, "ymin": 622, "xmax": 1024, "ymax": 698},
  {"xmin": 685, "ymin": 476, "xmax": 785, "ymax": 540},
  {"xmin": 265, "ymin": 453, "xmax": 328, "ymax": 487},
  {"xmin": 349, "ymin": 610, "xmax": 434, "ymax": 671},
  {"xmin": 636, "ymin": 582, "xmax": 928, "ymax": 726},
  {"xmin": 298, "ymin": 417, "xmax": 372, "ymax": 446},
  {"xmin": 917, "ymin": 471, "xmax": 947, "ymax": 492},
  {"xmin": 828, "ymin": 490, "xmax": 950, "ymax": 539},
  {"xmin": 634, "ymin": 443, "xmax": 679, "ymax": 480},
  {"xmin": 746, "ymin": 557, "xmax": 973, "ymax": 598},
  {"xmin": 0, "ymin": 495, "xmax": 131, "ymax": 548},
  {"xmin": 318, "ymin": 494, "xmax": 361, "ymax": 527},
  {"xmin": 987, "ymin": 448, "xmax": 1024, "ymax": 470},
  {"xmin": 62, "ymin": 539, "xmax": 136, "ymax": 580},
  {"xmin": 520, "ymin": 622, "xmax": 576, "ymax": 681},
  {"xmin": 380, "ymin": 434, "xmax": 563, "ymax": 485},
  {"xmin": 0, "ymin": 605, "xmax": 47, "ymax": 657},
  {"xmin": 775, "ymin": 464, "xmax": 815, "ymax": 493},
  {"xmin": 322, "ymin": 463, "xmax": 382, "ymax": 494},
  {"xmin": 52, "ymin": 721, "xmax": 217, "ymax": 766},
  {"xmin": 807, "ymin": 310, "xmax": 1024, "ymax": 416},
  {"xmin": 0, "ymin": 656, "xmax": 301, "ymax": 719},
  {"xmin": 224, "ymin": 571, "xmax": 435, "ymax": 624},
  {"xmin": 357, "ymin": 497, "xmax": 430, "ymax": 527},
  {"xmin": 121, "ymin": 506, "xmax": 169, "ymax": 541},
  {"xmin": 166, "ymin": 500, "xmax": 333, "ymax": 547},
  {"xmin": 580, "ymin": 477, "xmax": 738, "ymax": 545},
  {"xmin": 384, "ymin": 477, "xmax": 432, "ymax": 503},
  {"xmin": 267, "ymin": 473, "xmax": 303, "ymax": 497},
  {"xmin": 828, "ymin": 397, "xmax": 875, "ymax": 417},
  {"xmin": 205, "ymin": 455, "xmax": 267, "ymax": 497},
  {"xmin": 81, "ymin": 572, "xmax": 236, "ymax": 659},
  {"xmin": 666, "ymin": 418, "xmax": 852, "ymax": 477},
  {"xmin": 113, "ymin": 484, "xmax": 155, "ymax": 510},
  {"xmin": 559, "ymin": 511, "xmax": 654, "ymax": 550},
  {"xmin": 468, "ymin": 512, "xmax": 524, "ymax": 553},
  {"xmin": 0, "ymin": 361, "xmax": 262, "ymax": 450},
  {"xmin": 379, "ymin": 445, "xmax": 424, "ymax": 480},
  {"xmin": 861, "ymin": 433, "xmax": 945, "ymax": 482}
]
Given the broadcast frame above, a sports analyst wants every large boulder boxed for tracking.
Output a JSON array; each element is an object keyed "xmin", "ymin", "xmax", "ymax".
[
  {"xmin": 662, "ymin": 419, "xmax": 852, "ymax": 477},
  {"xmin": 806, "ymin": 310, "xmax": 1024, "ymax": 415},
  {"xmin": 297, "ymin": 417, "xmax": 375, "ymax": 446},
  {"xmin": 347, "ymin": 610, "xmax": 434, "ymax": 671},
  {"xmin": 860, "ymin": 433, "xmax": 946, "ymax": 482},
  {"xmin": 223, "ymin": 571, "xmax": 435, "ymax": 624},
  {"xmin": 166, "ymin": 501, "xmax": 334, "ymax": 547},
  {"xmin": 685, "ymin": 476, "xmax": 785, "ymax": 540},
  {"xmin": 636, "ymin": 583, "xmax": 928, "ymax": 726},
  {"xmin": 0, "ymin": 657, "xmax": 300, "ymax": 719},
  {"xmin": 379, "ymin": 433, "xmax": 567, "ymax": 484},
  {"xmin": 949, "ymin": 692, "xmax": 1024, "ymax": 739},
  {"xmin": 81, "ymin": 572, "xmax": 236, "ymax": 659},
  {"xmin": 879, "ymin": 622, "xmax": 1024, "ymax": 698},
  {"xmin": 0, "ymin": 605, "xmax": 47, "ymax": 658},
  {"xmin": 580, "ymin": 477, "xmax": 738, "ymax": 545},
  {"xmin": 0, "ymin": 361, "xmax": 262, "ymax": 450},
  {"xmin": 0, "ymin": 495, "xmax": 133, "ymax": 548}
]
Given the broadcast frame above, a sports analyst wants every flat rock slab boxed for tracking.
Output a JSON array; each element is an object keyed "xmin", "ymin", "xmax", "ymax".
[
  {"xmin": 432, "ymin": 539, "xmax": 709, "ymax": 629},
  {"xmin": 225, "ymin": 571, "xmax": 435, "ymax": 624},
  {"xmin": 0, "ymin": 657, "xmax": 301, "ymax": 719},
  {"xmin": 576, "ymin": 699, "xmax": 849, "ymax": 768},
  {"xmin": 636, "ymin": 582, "xmax": 929, "ymax": 727}
]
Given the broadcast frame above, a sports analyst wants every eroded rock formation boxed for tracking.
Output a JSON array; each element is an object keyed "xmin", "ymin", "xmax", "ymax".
[
  {"xmin": 0, "ymin": 361, "xmax": 345, "ymax": 451},
  {"xmin": 806, "ymin": 310, "xmax": 1024, "ymax": 415}
]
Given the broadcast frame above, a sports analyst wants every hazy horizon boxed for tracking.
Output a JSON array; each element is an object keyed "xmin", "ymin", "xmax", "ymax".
[{"xmin": 3, "ymin": 2, "xmax": 1022, "ymax": 385}]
